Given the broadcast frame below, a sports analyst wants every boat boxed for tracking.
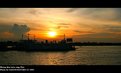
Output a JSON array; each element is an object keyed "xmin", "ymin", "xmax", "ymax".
[{"xmin": 0, "ymin": 34, "xmax": 76, "ymax": 51}]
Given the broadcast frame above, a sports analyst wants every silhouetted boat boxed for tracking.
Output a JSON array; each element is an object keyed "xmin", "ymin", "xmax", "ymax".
[
  {"xmin": 0, "ymin": 40, "xmax": 75, "ymax": 51},
  {"xmin": 0, "ymin": 34, "xmax": 76, "ymax": 51}
]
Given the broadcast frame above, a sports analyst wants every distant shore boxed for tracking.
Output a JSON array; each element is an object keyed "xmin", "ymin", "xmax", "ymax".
[
  {"xmin": 0, "ymin": 41, "xmax": 121, "ymax": 52},
  {"xmin": 69, "ymin": 42, "xmax": 121, "ymax": 46}
]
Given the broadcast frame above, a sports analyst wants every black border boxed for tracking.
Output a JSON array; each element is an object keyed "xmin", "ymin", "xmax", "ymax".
[
  {"xmin": 0, "ymin": 65, "xmax": 121, "ymax": 72},
  {"xmin": 0, "ymin": 0, "xmax": 121, "ymax": 7},
  {"xmin": 0, "ymin": 0, "xmax": 121, "ymax": 72}
]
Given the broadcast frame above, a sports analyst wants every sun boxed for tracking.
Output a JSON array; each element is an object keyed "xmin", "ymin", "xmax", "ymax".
[{"xmin": 48, "ymin": 31, "xmax": 57, "ymax": 37}]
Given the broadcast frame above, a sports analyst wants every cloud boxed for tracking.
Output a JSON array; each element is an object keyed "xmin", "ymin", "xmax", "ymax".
[
  {"xmin": 0, "ymin": 24, "xmax": 30, "ymax": 40},
  {"xmin": 0, "ymin": 24, "xmax": 11, "ymax": 32},
  {"xmin": 47, "ymin": 22, "xmax": 71, "ymax": 30},
  {"xmin": 28, "ymin": 9, "xmax": 41, "ymax": 16},
  {"xmin": 66, "ymin": 8, "xmax": 121, "ymax": 21},
  {"xmin": 57, "ymin": 26, "xmax": 69, "ymax": 29},
  {"xmin": 10, "ymin": 24, "xmax": 30, "ymax": 36},
  {"xmin": 29, "ymin": 9, "xmax": 37, "ymax": 15},
  {"xmin": 74, "ymin": 30, "xmax": 94, "ymax": 34},
  {"xmin": 0, "ymin": 8, "xmax": 20, "ymax": 18},
  {"xmin": 0, "ymin": 32, "xmax": 13, "ymax": 38},
  {"xmin": 103, "ymin": 25, "xmax": 121, "ymax": 32},
  {"xmin": 0, "ymin": 8, "xmax": 19, "ymax": 12},
  {"xmin": 30, "ymin": 27, "xmax": 43, "ymax": 31},
  {"xmin": 113, "ymin": 8, "xmax": 121, "ymax": 21},
  {"xmin": 57, "ymin": 23, "xmax": 71, "ymax": 29},
  {"xmin": 77, "ymin": 22, "xmax": 121, "ymax": 33},
  {"xmin": 0, "ymin": 24, "xmax": 13, "ymax": 40},
  {"xmin": 82, "ymin": 8, "xmax": 119, "ymax": 21},
  {"xmin": 67, "ymin": 8, "xmax": 80, "ymax": 13},
  {"xmin": 84, "ymin": 33, "xmax": 116, "ymax": 38},
  {"xmin": 72, "ymin": 32, "xmax": 121, "ymax": 42},
  {"xmin": 58, "ymin": 23, "xmax": 71, "ymax": 25},
  {"xmin": 46, "ymin": 26, "xmax": 69, "ymax": 30}
]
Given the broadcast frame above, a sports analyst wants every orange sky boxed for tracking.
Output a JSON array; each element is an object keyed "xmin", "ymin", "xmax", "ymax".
[{"xmin": 0, "ymin": 8, "xmax": 121, "ymax": 42}]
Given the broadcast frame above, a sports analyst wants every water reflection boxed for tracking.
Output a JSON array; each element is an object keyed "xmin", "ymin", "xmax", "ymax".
[
  {"xmin": 31, "ymin": 52, "xmax": 67, "ymax": 65},
  {"xmin": 0, "ymin": 46, "xmax": 121, "ymax": 65}
]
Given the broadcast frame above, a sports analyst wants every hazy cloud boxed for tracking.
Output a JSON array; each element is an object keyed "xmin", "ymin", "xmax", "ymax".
[
  {"xmin": 10, "ymin": 24, "xmax": 30, "ymax": 40},
  {"xmin": 28, "ymin": 9, "xmax": 41, "ymax": 16},
  {"xmin": 0, "ymin": 24, "xmax": 11, "ymax": 32},
  {"xmin": 73, "ymin": 32, "xmax": 121, "ymax": 42},
  {"xmin": 74, "ymin": 30, "xmax": 94, "ymax": 34},
  {"xmin": 0, "ymin": 24, "xmax": 13, "ymax": 40},
  {"xmin": 58, "ymin": 23, "xmax": 71, "ymax": 25},
  {"xmin": 103, "ymin": 25, "xmax": 121, "ymax": 32},
  {"xmin": 66, "ymin": 8, "xmax": 121, "ymax": 21},
  {"xmin": 10, "ymin": 24, "xmax": 30, "ymax": 36},
  {"xmin": 57, "ymin": 26, "xmax": 69, "ymax": 29},
  {"xmin": 0, "ymin": 24, "xmax": 30, "ymax": 40},
  {"xmin": 54, "ymin": 23, "xmax": 71, "ymax": 29}
]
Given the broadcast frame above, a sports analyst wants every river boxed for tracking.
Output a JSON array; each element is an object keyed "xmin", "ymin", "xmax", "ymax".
[{"xmin": 0, "ymin": 46, "xmax": 121, "ymax": 65}]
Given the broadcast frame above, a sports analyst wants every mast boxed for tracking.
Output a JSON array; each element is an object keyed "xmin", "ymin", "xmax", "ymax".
[{"xmin": 64, "ymin": 34, "xmax": 66, "ymax": 43}]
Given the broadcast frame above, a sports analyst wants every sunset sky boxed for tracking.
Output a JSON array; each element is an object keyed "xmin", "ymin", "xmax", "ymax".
[{"xmin": 0, "ymin": 8, "xmax": 121, "ymax": 42}]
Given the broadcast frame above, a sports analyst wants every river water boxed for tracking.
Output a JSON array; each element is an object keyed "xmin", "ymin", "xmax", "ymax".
[{"xmin": 0, "ymin": 46, "xmax": 121, "ymax": 65}]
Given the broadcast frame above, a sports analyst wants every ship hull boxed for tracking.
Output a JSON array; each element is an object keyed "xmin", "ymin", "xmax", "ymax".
[{"xmin": 0, "ymin": 44, "xmax": 76, "ymax": 51}]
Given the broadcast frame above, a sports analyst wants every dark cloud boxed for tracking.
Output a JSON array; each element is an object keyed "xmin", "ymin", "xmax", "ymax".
[
  {"xmin": 74, "ymin": 30, "xmax": 94, "ymax": 34},
  {"xmin": 0, "ymin": 24, "xmax": 30, "ymax": 40},
  {"xmin": 10, "ymin": 24, "xmax": 30, "ymax": 36},
  {"xmin": 103, "ymin": 25, "xmax": 121, "ymax": 32}
]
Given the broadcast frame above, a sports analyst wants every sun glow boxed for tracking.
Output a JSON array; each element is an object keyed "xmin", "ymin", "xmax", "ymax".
[{"xmin": 48, "ymin": 31, "xmax": 57, "ymax": 37}]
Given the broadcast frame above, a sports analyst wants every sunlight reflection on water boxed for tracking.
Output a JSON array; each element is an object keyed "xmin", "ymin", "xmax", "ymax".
[{"xmin": 0, "ymin": 46, "xmax": 121, "ymax": 65}]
